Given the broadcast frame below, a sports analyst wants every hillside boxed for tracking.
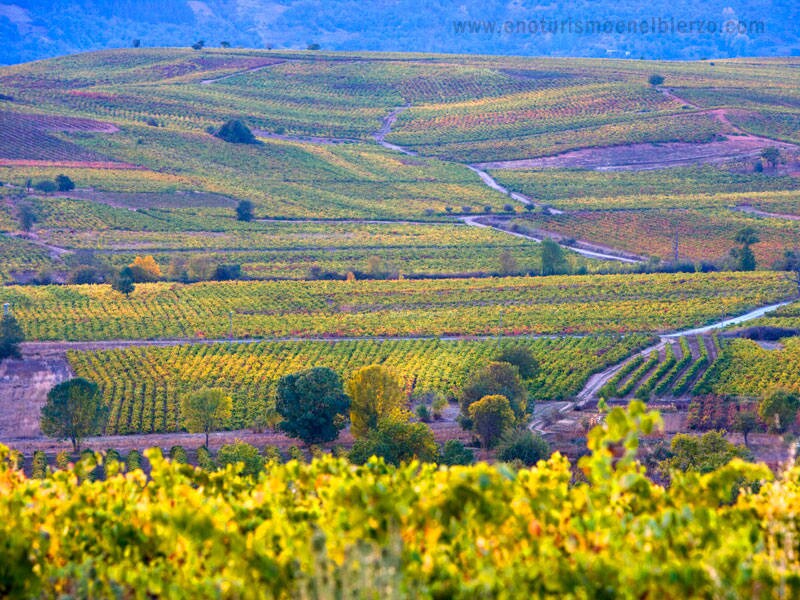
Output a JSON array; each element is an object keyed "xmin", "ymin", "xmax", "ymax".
[{"xmin": 1, "ymin": 0, "xmax": 799, "ymax": 65}]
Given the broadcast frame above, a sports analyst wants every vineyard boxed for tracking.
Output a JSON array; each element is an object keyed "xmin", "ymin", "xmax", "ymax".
[
  {"xmin": 692, "ymin": 336, "xmax": 800, "ymax": 397},
  {"xmin": 509, "ymin": 208, "xmax": 800, "ymax": 265},
  {"xmin": 66, "ymin": 335, "xmax": 652, "ymax": 434},
  {"xmin": 600, "ymin": 335, "xmax": 717, "ymax": 401},
  {"xmin": 1, "ymin": 272, "xmax": 791, "ymax": 341}
]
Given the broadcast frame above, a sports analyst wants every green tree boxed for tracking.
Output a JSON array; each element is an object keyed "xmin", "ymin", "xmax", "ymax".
[
  {"xmin": 732, "ymin": 410, "xmax": 759, "ymax": 447},
  {"xmin": 657, "ymin": 430, "xmax": 750, "ymax": 478},
  {"xmin": 460, "ymin": 361, "xmax": 527, "ymax": 424},
  {"xmin": 236, "ymin": 199, "xmax": 255, "ymax": 222},
  {"xmin": 439, "ymin": 439, "xmax": 475, "ymax": 466},
  {"xmin": 220, "ymin": 41, "xmax": 231, "ymax": 48},
  {"xmin": 731, "ymin": 227, "xmax": 759, "ymax": 271},
  {"xmin": 648, "ymin": 74, "xmax": 665, "ymax": 85},
  {"xmin": 17, "ymin": 203, "xmax": 37, "ymax": 233},
  {"xmin": 540, "ymin": 238, "xmax": 569, "ymax": 276},
  {"xmin": 758, "ymin": 388, "xmax": 799, "ymax": 433},
  {"xmin": 496, "ymin": 429, "xmax": 550, "ymax": 466},
  {"xmin": 495, "ymin": 346, "xmax": 539, "ymax": 380},
  {"xmin": 40, "ymin": 378, "xmax": 107, "ymax": 453},
  {"xmin": 180, "ymin": 388, "xmax": 232, "ymax": 447},
  {"xmin": 216, "ymin": 440, "xmax": 265, "ymax": 477},
  {"xmin": 215, "ymin": 119, "xmax": 257, "ymax": 144},
  {"xmin": 349, "ymin": 415, "xmax": 437, "ymax": 466},
  {"xmin": 469, "ymin": 395, "xmax": 515, "ymax": 450},
  {"xmin": 276, "ymin": 367, "xmax": 350, "ymax": 444},
  {"xmin": 734, "ymin": 226, "xmax": 759, "ymax": 247},
  {"xmin": 55, "ymin": 174, "xmax": 75, "ymax": 192},
  {"xmin": 760, "ymin": 146, "xmax": 780, "ymax": 169},
  {"xmin": 111, "ymin": 266, "xmax": 135, "ymax": 296},
  {"xmin": 0, "ymin": 311, "xmax": 24, "ymax": 360},
  {"xmin": 498, "ymin": 250, "xmax": 518, "ymax": 275},
  {"xmin": 778, "ymin": 248, "xmax": 800, "ymax": 296},
  {"xmin": 346, "ymin": 364, "xmax": 407, "ymax": 439},
  {"xmin": 33, "ymin": 180, "xmax": 56, "ymax": 194}
]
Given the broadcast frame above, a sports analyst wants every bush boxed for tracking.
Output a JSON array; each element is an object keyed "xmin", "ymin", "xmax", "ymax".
[
  {"xmin": 55, "ymin": 174, "xmax": 75, "ymax": 192},
  {"xmin": 439, "ymin": 440, "xmax": 474, "ymax": 465},
  {"xmin": 215, "ymin": 119, "xmax": 257, "ymax": 144},
  {"xmin": 33, "ymin": 180, "xmax": 57, "ymax": 193},
  {"xmin": 213, "ymin": 264, "xmax": 242, "ymax": 281},
  {"xmin": 196, "ymin": 446, "xmax": 215, "ymax": 470},
  {"xmin": 126, "ymin": 450, "xmax": 142, "ymax": 472},
  {"xmin": 648, "ymin": 74, "xmax": 665, "ymax": 85},
  {"xmin": 169, "ymin": 446, "xmax": 188, "ymax": 464},
  {"xmin": 496, "ymin": 430, "xmax": 550, "ymax": 466},
  {"xmin": 216, "ymin": 441, "xmax": 265, "ymax": 477}
]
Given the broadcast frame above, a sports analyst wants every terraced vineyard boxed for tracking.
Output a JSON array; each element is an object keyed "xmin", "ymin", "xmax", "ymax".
[
  {"xmin": 2, "ymin": 271, "xmax": 791, "ymax": 341},
  {"xmin": 693, "ymin": 336, "xmax": 800, "ymax": 397},
  {"xmin": 67, "ymin": 335, "xmax": 652, "ymax": 434},
  {"xmin": 600, "ymin": 335, "xmax": 717, "ymax": 401}
]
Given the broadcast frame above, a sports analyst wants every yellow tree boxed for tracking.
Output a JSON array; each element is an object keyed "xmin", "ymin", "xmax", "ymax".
[
  {"xmin": 181, "ymin": 388, "xmax": 232, "ymax": 448},
  {"xmin": 129, "ymin": 255, "xmax": 162, "ymax": 282},
  {"xmin": 346, "ymin": 364, "xmax": 407, "ymax": 439}
]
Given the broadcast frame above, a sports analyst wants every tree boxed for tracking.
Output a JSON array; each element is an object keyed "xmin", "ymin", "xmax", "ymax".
[
  {"xmin": 276, "ymin": 367, "xmax": 350, "ymax": 444},
  {"xmin": 180, "ymin": 388, "xmax": 232, "ymax": 447},
  {"xmin": 33, "ymin": 180, "xmax": 56, "ymax": 194},
  {"xmin": 657, "ymin": 431, "xmax": 750, "ymax": 478},
  {"xmin": 758, "ymin": 388, "xmax": 799, "ymax": 433},
  {"xmin": 191, "ymin": 39, "xmax": 205, "ymax": 50},
  {"xmin": 734, "ymin": 226, "xmax": 759, "ymax": 247},
  {"xmin": 111, "ymin": 266, "xmax": 135, "ymax": 296},
  {"xmin": 469, "ymin": 395, "xmax": 515, "ymax": 450},
  {"xmin": 499, "ymin": 250, "xmax": 518, "ymax": 275},
  {"xmin": 213, "ymin": 263, "xmax": 242, "ymax": 281},
  {"xmin": 540, "ymin": 238, "xmax": 569, "ymax": 276},
  {"xmin": 732, "ymin": 245, "xmax": 757, "ymax": 271},
  {"xmin": 731, "ymin": 227, "xmax": 759, "ymax": 271},
  {"xmin": 55, "ymin": 174, "xmax": 75, "ymax": 192},
  {"xmin": 17, "ymin": 203, "xmax": 37, "ymax": 233},
  {"xmin": 495, "ymin": 346, "xmax": 539, "ymax": 380},
  {"xmin": 439, "ymin": 439, "xmax": 475, "ymax": 466},
  {"xmin": 0, "ymin": 310, "xmax": 24, "ymax": 360},
  {"xmin": 349, "ymin": 415, "xmax": 437, "ymax": 466},
  {"xmin": 128, "ymin": 255, "xmax": 161, "ymax": 282},
  {"xmin": 236, "ymin": 199, "xmax": 255, "ymax": 221},
  {"xmin": 216, "ymin": 440, "xmax": 265, "ymax": 477},
  {"xmin": 460, "ymin": 361, "xmax": 527, "ymax": 423},
  {"xmin": 777, "ymin": 248, "xmax": 800, "ymax": 296},
  {"xmin": 760, "ymin": 147, "xmax": 780, "ymax": 169},
  {"xmin": 496, "ymin": 429, "xmax": 550, "ymax": 466},
  {"xmin": 40, "ymin": 378, "xmax": 107, "ymax": 453},
  {"xmin": 132, "ymin": 39, "xmax": 141, "ymax": 48},
  {"xmin": 648, "ymin": 74, "xmax": 665, "ymax": 85},
  {"xmin": 220, "ymin": 41, "xmax": 231, "ymax": 48},
  {"xmin": 215, "ymin": 119, "xmax": 257, "ymax": 144},
  {"xmin": 731, "ymin": 411, "xmax": 759, "ymax": 447},
  {"xmin": 346, "ymin": 364, "xmax": 407, "ymax": 439}
]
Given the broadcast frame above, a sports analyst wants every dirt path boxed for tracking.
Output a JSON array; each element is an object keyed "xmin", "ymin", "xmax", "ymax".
[
  {"xmin": 374, "ymin": 105, "xmax": 417, "ymax": 155},
  {"xmin": 4, "ymin": 231, "xmax": 71, "ymax": 260},
  {"xmin": 462, "ymin": 215, "xmax": 644, "ymax": 264},
  {"xmin": 732, "ymin": 204, "xmax": 800, "ymax": 221},
  {"xmin": 199, "ymin": 61, "xmax": 286, "ymax": 85}
]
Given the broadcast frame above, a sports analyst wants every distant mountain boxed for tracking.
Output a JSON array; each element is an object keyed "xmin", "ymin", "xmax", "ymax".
[{"xmin": 1, "ymin": 0, "xmax": 798, "ymax": 65}]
